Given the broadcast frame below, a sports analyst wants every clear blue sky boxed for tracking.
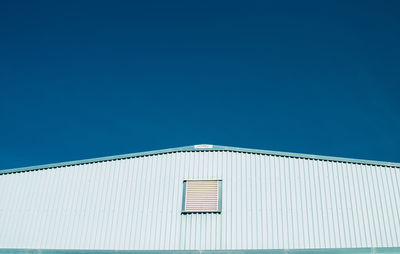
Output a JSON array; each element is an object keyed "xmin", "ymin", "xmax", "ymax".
[{"xmin": 1, "ymin": 0, "xmax": 399, "ymax": 169}]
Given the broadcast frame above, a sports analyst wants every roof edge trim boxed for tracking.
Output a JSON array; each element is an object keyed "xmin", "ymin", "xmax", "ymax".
[
  {"xmin": 0, "ymin": 247, "xmax": 399, "ymax": 253},
  {"xmin": 1, "ymin": 144, "xmax": 399, "ymax": 175}
]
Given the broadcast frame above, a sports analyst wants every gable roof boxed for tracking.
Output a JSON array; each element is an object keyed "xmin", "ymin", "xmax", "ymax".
[{"xmin": 1, "ymin": 144, "xmax": 399, "ymax": 175}]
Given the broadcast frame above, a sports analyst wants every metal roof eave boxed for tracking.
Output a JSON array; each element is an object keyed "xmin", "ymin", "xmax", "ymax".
[
  {"xmin": 1, "ymin": 144, "xmax": 399, "ymax": 175},
  {"xmin": 0, "ymin": 247, "xmax": 399, "ymax": 253}
]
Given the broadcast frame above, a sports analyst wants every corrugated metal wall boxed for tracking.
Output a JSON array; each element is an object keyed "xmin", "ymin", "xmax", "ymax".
[{"xmin": 0, "ymin": 151, "xmax": 399, "ymax": 250}]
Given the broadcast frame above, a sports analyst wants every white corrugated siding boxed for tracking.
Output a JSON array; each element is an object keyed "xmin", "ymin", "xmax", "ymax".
[{"xmin": 0, "ymin": 151, "xmax": 399, "ymax": 250}]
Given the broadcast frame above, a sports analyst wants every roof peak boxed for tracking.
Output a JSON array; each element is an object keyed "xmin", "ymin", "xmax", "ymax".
[{"xmin": 1, "ymin": 144, "xmax": 399, "ymax": 175}]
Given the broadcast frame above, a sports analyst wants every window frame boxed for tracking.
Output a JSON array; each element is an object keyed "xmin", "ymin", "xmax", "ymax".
[{"xmin": 181, "ymin": 179, "xmax": 222, "ymax": 214}]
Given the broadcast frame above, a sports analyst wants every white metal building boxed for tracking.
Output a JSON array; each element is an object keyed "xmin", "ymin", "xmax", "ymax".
[{"xmin": 0, "ymin": 144, "xmax": 399, "ymax": 254}]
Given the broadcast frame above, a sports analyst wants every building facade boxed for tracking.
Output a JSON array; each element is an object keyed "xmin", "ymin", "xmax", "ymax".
[{"xmin": 0, "ymin": 145, "xmax": 399, "ymax": 254}]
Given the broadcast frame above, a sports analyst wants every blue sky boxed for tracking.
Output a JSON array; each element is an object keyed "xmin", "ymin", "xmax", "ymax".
[{"xmin": 1, "ymin": 0, "xmax": 399, "ymax": 169}]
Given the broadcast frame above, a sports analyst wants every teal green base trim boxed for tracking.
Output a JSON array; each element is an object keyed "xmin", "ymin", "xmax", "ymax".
[
  {"xmin": 1, "ymin": 144, "xmax": 399, "ymax": 174},
  {"xmin": 0, "ymin": 248, "xmax": 399, "ymax": 254}
]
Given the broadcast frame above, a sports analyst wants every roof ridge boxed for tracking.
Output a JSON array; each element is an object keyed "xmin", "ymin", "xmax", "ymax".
[{"xmin": 1, "ymin": 144, "xmax": 399, "ymax": 175}]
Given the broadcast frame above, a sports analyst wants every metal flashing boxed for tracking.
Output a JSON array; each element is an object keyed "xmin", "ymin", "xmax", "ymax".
[
  {"xmin": 1, "ymin": 144, "xmax": 399, "ymax": 175},
  {"xmin": 181, "ymin": 180, "xmax": 187, "ymax": 212},
  {"xmin": 0, "ymin": 248, "xmax": 399, "ymax": 254}
]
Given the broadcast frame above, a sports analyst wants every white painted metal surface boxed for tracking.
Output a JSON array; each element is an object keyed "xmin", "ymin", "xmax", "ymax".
[{"xmin": 0, "ymin": 148, "xmax": 399, "ymax": 250}]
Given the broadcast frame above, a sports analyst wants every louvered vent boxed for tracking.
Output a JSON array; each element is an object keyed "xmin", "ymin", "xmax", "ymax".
[{"xmin": 182, "ymin": 180, "xmax": 221, "ymax": 213}]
